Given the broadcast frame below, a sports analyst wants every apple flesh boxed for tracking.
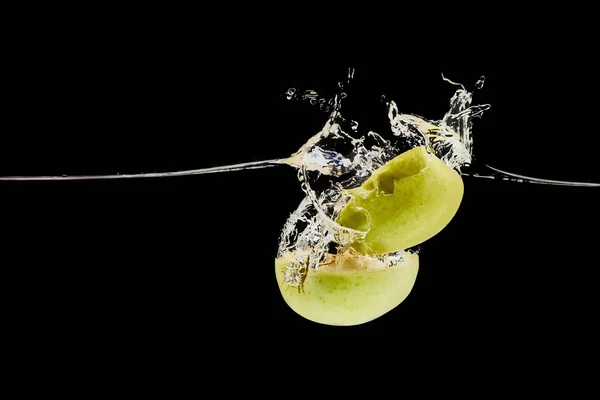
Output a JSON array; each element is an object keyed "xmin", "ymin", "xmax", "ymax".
[
  {"xmin": 336, "ymin": 145, "xmax": 464, "ymax": 255},
  {"xmin": 275, "ymin": 250, "xmax": 419, "ymax": 326}
]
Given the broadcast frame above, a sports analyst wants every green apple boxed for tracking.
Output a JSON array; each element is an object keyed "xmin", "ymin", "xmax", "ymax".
[
  {"xmin": 336, "ymin": 145, "xmax": 464, "ymax": 255},
  {"xmin": 275, "ymin": 250, "xmax": 419, "ymax": 326}
]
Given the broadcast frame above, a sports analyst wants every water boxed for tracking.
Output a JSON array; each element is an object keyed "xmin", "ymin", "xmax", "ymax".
[
  {"xmin": 275, "ymin": 71, "xmax": 486, "ymax": 284},
  {"xmin": 273, "ymin": 71, "xmax": 598, "ymax": 286},
  {"xmin": 2, "ymin": 71, "xmax": 595, "ymax": 187},
  {"xmin": 0, "ymin": 159, "xmax": 286, "ymax": 180},
  {"xmin": 1, "ymin": 70, "xmax": 598, "ymax": 285}
]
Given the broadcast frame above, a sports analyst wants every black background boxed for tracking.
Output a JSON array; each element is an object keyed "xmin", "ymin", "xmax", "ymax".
[{"xmin": 3, "ymin": 33, "xmax": 599, "ymax": 361}]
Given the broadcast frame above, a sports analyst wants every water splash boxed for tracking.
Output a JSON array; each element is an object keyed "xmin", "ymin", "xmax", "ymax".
[
  {"xmin": 1, "ymin": 70, "xmax": 597, "ymax": 190},
  {"xmin": 274, "ymin": 72, "xmax": 598, "ymax": 285},
  {"xmin": 277, "ymin": 77, "xmax": 441, "ymax": 283},
  {"xmin": 2, "ymin": 70, "xmax": 597, "ymax": 284}
]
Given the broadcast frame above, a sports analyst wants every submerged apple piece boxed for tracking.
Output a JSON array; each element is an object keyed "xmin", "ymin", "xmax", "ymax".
[
  {"xmin": 275, "ymin": 250, "xmax": 419, "ymax": 326},
  {"xmin": 336, "ymin": 146, "xmax": 464, "ymax": 255}
]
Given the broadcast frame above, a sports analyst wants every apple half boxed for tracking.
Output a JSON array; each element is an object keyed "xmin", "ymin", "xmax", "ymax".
[
  {"xmin": 276, "ymin": 250, "xmax": 419, "ymax": 326},
  {"xmin": 336, "ymin": 145, "xmax": 464, "ymax": 255}
]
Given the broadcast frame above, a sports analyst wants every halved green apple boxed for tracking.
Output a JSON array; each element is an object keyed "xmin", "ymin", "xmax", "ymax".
[
  {"xmin": 336, "ymin": 145, "xmax": 464, "ymax": 255},
  {"xmin": 275, "ymin": 250, "xmax": 419, "ymax": 326}
]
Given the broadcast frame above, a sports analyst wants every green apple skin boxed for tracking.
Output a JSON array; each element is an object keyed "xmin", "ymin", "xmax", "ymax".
[
  {"xmin": 275, "ymin": 252, "xmax": 419, "ymax": 326},
  {"xmin": 336, "ymin": 146, "xmax": 464, "ymax": 255}
]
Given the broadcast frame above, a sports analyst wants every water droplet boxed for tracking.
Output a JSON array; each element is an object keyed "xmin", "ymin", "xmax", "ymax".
[
  {"xmin": 348, "ymin": 67, "xmax": 355, "ymax": 81},
  {"xmin": 351, "ymin": 120, "xmax": 359, "ymax": 132},
  {"xmin": 310, "ymin": 98, "xmax": 317, "ymax": 105},
  {"xmin": 303, "ymin": 90, "xmax": 318, "ymax": 102},
  {"xmin": 476, "ymin": 76, "xmax": 485, "ymax": 89},
  {"xmin": 387, "ymin": 100, "xmax": 399, "ymax": 123},
  {"xmin": 286, "ymin": 88, "xmax": 297, "ymax": 100},
  {"xmin": 338, "ymin": 81, "xmax": 344, "ymax": 89}
]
